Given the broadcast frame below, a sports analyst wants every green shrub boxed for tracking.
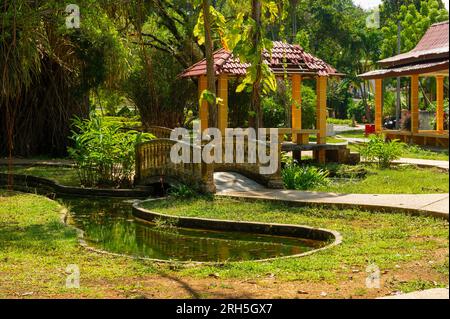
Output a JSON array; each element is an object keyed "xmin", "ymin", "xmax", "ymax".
[
  {"xmin": 347, "ymin": 99, "xmax": 374, "ymax": 123},
  {"xmin": 359, "ymin": 134, "xmax": 405, "ymax": 168},
  {"xmin": 301, "ymin": 85, "xmax": 317, "ymax": 129},
  {"xmin": 169, "ymin": 184, "xmax": 197, "ymax": 198},
  {"xmin": 68, "ymin": 112, "xmax": 154, "ymax": 188},
  {"xmin": 282, "ymin": 165, "xmax": 330, "ymax": 190}
]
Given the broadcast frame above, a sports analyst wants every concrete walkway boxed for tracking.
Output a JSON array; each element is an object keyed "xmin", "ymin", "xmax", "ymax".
[
  {"xmin": 214, "ymin": 172, "xmax": 449, "ymax": 219},
  {"xmin": 392, "ymin": 158, "xmax": 449, "ymax": 170},
  {"xmin": 379, "ymin": 288, "xmax": 449, "ymax": 299}
]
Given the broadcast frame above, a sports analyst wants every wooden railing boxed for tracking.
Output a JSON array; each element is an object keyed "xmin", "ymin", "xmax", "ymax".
[
  {"xmin": 146, "ymin": 126, "xmax": 173, "ymax": 139},
  {"xmin": 135, "ymin": 130, "xmax": 286, "ymax": 192},
  {"xmin": 135, "ymin": 139, "xmax": 211, "ymax": 191}
]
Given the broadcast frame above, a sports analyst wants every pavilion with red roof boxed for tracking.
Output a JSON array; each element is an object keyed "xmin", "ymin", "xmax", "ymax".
[
  {"xmin": 180, "ymin": 41, "xmax": 342, "ymax": 163},
  {"xmin": 359, "ymin": 21, "xmax": 449, "ymax": 147}
]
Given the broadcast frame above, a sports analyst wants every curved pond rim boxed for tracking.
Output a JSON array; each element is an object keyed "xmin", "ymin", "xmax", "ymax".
[
  {"xmin": 130, "ymin": 198, "xmax": 343, "ymax": 264},
  {"xmin": 0, "ymin": 173, "xmax": 152, "ymax": 198}
]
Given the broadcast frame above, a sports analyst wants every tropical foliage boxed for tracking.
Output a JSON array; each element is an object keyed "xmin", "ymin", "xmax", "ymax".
[
  {"xmin": 1, "ymin": 0, "xmax": 448, "ymax": 158},
  {"xmin": 359, "ymin": 134, "xmax": 405, "ymax": 168},
  {"xmin": 282, "ymin": 164, "xmax": 330, "ymax": 190},
  {"xmin": 68, "ymin": 113, "xmax": 154, "ymax": 188}
]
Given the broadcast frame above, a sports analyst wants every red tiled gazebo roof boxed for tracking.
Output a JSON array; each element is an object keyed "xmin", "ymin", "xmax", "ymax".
[
  {"xmin": 360, "ymin": 21, "xmax": 449, "ymax": 79},
  {"xmin": 180, "ymin": 41, "xmax": 342, "ymax": 78},
  {"xmin": 379, "ymin": 21, "xmax": 449, "ymax": 68}
]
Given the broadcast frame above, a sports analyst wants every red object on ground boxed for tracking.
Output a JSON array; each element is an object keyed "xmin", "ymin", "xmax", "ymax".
[{"xmin": 365, "ymin": 124, "xmax": 376, "ymax": 136}]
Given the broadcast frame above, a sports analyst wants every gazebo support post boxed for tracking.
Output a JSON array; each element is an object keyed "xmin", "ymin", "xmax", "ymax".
[
  {"xmin": 315, "ymin": 76, "xmax": 327, "ymax": 164},
  {"xmin": 375, "ymin": 78, "xmax": 383, "ymax": 133},
  {"xmin": 218, "ymin": 74, "xmax": 229, "ymax": 134},
  {"xmin": 291, "ymin": 74, "xmax": 302, "ymax": 163},
  {"xmin": 436, "ymin": 75, "xmax": 444, "ymax": 132},
  {"xmin": 411, "ymin": 74, "xmax": 420, "ymax": 134},
  {"xmin": 291, "ymin": 74, "xmax": 302, "ymax": 142},
  {"xmin": 198, "ymin": 75, "xmax": 209, "ymax": 131}
]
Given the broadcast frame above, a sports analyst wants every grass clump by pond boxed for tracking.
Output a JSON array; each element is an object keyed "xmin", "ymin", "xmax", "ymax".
[{"xmin": 141, "ymin": 197, "xmax": 449, "ymax": 282}]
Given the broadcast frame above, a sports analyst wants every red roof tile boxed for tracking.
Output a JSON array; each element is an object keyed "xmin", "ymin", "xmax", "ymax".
[
  {"xmin": 379, "ymin": 21, "xmax": 449, "ymax": 68},
  {"xmin": 359, "ymin": 60, "xmax": 449, "ymax": 79},
  {"xmin": 180, "ymin": 41, "xmax": 340, "ymax": 78}
]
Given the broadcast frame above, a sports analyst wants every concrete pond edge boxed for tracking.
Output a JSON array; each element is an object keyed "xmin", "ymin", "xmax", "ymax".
[
  {"xmin": 0, "ymin": 173, "xmax": 152, "ymax": 198},
  {"xmin": 130, "ymin": 197, "xmax": 343, "ymax": 265}
]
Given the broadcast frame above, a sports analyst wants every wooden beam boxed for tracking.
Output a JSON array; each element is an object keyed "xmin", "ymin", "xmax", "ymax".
[
  {"xmin": 436, "ymin": 75, "xmax": 445, "ymax": 132},
  {"xmin": 198, "ymin": 76, "xmax": 208, "ymax": 131},
  {"xmin": 375, "ymin": 78, "xmax": 383, "ymax": 133},
  {"xmin": 291, "ymin": 74, "xmax": 302, "ymax": 143},
  {"xmin": 411, "ymin": 74, "xmax": 419, "ymax": 134},
  {"xmin": 217, "ymin": 74, "xmax": 228, "ymax": 134}
]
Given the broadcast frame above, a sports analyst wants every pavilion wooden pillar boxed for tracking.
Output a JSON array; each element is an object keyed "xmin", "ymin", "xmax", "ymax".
[
  {"xmin": 218, "ymin": 74, "xmax": 229, "ymax": 134},
  {"xmin": 436, "ymin": 75, "xmax": 445, "ymax": 132},
  {"xmin": 315, "ymin": 76, "xmax": 327, "ymax": 164},
  {"xmin": 291, "ymin": 74, "xmax": 302, "ymax": 143},
  {"xmin": 374, "ymin": 78, "xmax": 383, "ymax": 133},
  {"xmin": 411, "ymin": 74, "xmax": 420, "ymax": 134},
  {"xmin": 198, "ymin": 75, "xmax": 208, "ymax": 131},
  {"xmin": 316, "ymin": 76, "xmax": 327, "ymax": 144}
]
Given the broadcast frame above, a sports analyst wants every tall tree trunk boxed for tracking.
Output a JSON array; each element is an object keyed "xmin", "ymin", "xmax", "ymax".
[
  {"xmin": 203, "ymin": 0, "xmax": 217, "ymax": 128},
  {"xmin": 250, "ymin": 0, "xmax": 263, "ymax": 130},
  {"xmin": 362, "ymin": 81, "xmax": 372, "ymax": 123}
]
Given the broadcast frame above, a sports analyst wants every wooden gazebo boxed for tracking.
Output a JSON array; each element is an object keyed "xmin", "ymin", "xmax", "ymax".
[
  {"xmin": 180, "ymin": 41, "xmax": 344, "ymax": 163},
  {"xmin": 359, "ymin": 21, "xmax": 449, "ymax": 148}
]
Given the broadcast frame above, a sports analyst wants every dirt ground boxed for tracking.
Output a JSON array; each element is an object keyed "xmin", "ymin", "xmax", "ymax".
[{"xmin": 2, "ymin": 250, "xmax": 447, "ymax": 299}]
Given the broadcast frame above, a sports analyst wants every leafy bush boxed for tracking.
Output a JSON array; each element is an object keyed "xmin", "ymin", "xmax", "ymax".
[
  {"xmin": 282, "ymin": 165, "xmax": 330, "ymax": 190},
  {"xmin": 347, "ymin": 99, "xmax": 374, "ymax": 123},
  {"xmin": 301, "ymin": 85, "xmax": 317, "ymax": 129},
  {"xmin": 359, "ymin": 134, "xmax": 405, "ymax": 168},
  {"xmin": 168, "ymin": 184, "xmax": 197, "ymax": 198},
  {"xmin": 68, "ymin": 113, "xmax": 154, "ymax": 188}
]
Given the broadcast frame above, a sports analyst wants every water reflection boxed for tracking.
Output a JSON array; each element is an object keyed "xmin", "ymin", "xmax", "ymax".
[{"xmin": 60, "ymin": 197, "xmax": 323, "ymax": 262}]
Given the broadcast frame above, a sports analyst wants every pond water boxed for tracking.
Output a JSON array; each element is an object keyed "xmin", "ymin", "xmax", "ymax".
[{"xmin": 59, "ymin": 197, "xmax": 325, "ymax": 262}]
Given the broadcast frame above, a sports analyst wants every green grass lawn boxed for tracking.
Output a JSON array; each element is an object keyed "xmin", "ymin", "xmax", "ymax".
[
  {"xmin": 141, "ymin": 197, "xmax": 449, "ymax": 289},
  {"xmin": 336, "ymin": 130, "xmax": 366, "ymax": 139},
  {"xmin": 1, "ymin": 192, "xmax": 448, "ymax": 299},
  {"xmin": 346, "ymin": 139, "xmax": 449, "ymax": 161},
  {"xmin": 401, "ymin": 146, "xmax": 449, "ymax": 161},
  {"xmin": 309, "ymin": 135, "xmax": 347, "ymax": 144},
  {"xmin": 313, "ymin": 165, "xmax": 449, "ymax": 194},
  {"xmin": 0, "ymin": 165, "xmax": 80, "ymax": 187},
  {"xmin": 349, "ymin": 144, "xmax": 450, "ymax": 161}
]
